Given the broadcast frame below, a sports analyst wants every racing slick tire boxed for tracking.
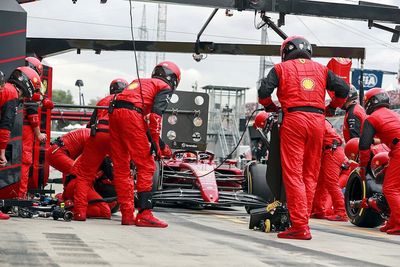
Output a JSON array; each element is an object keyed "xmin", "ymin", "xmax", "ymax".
[
  {"xmin": 152, "ymin": 161, "xmax": 162, "ymax": 192},
  {"xmin": 244, "ymin": 161, "xmax": 273, "ymax": 213},
  {"xmin": 345, "ymin": 171, "xmax": 384, "ymax": 228}
]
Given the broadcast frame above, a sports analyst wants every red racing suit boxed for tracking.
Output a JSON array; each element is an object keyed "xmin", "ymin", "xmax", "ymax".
[
  {"xmin": 258, "ymin": 58, "xmax": 349, "ymax": 229},
  {"xmin": 47, "ymin": 128, "xmax": 111, "ymax": 218},
  {"xmin": 359, "ymin": 107, "xmax": 400, "ymax": 233},
  {"xmin": 0, "ymin": 83, "xmax": 18, "ymax": 159},
  {"xmin": 47, "ymin": 128, "xmax": 90, "ymax": 175},
  {"xmin": 19, "ymin": 103, "xmax": 40, "ymax": 198},
  {"xmin": 312, "ymin": 121, "xmax": 346, "ymax": 217},
  {"xmin": 343, "ymin": 103, "xmax": 366, "ymax": 142},
  {"xmin": 72, "ymin": 96, "xmax": 114, "ymax": 220},
  {"xmin": 109, "ymin": 78, "xmax": 172, "ymax": 220}
]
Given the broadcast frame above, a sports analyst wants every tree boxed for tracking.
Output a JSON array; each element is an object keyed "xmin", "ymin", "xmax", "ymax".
[
  {"xmin": 51, "ymin": 89, "xmax": 77, "ymax": 131},
  {"xmin": 88, "ymin": 97, "xmax": 101, "ymax": 106},
  {"xmin": 52, "ymin": 89, "xmax": 74, "ymax": 104}
]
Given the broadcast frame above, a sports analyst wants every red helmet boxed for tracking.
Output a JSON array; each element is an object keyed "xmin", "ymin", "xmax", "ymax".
[
  {"xmin": 371, "ymin": 152, "xmax": 389, "ymax": 183},
  {"xmin": 254, "ymin": 111, "xmax": 270, "ymax": 129},
  {"xmin": 344, "ymin": 138, "xmax": 359, "ymax": 161},
  {"xmin": 25, "ymin": 56, "xmax": 43, "ymax": 77},
  {"xmin": 364, "ymin": 88, "xmax": 390, "ymax": 115},
  {"xmin": 280, "ymin": 36, "xmax": 312, "ymax": 62},
  {"xmin": 109, "ymin": 78, "xmax": 128, "ymax": 94},
  {"xmin": 8, "ymin": 66, "xmax": 41, "ymax": 98},
  {"xmin": 151, "ymin": 61, "xmax": 181, "ymax": 90}
]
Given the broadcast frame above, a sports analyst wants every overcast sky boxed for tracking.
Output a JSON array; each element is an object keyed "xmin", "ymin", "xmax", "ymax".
[{"xmin": 22, "ymin": 0, "xmax": 400, "ymax": 104}]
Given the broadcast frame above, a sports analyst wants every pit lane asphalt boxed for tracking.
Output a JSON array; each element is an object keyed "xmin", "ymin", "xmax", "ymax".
[{"xmin": 1, "ymin": 205, "xmax": 399, "ymax": 267}]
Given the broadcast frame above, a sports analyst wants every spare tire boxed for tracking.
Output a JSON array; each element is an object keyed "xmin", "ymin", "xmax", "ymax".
[
  {"xmin": 345, "ymin": 171, "xmax": 384, "ymax": 228},
  {"xmin": 244, "ymin": 161, "xmax": 273, "ymax": 213}
]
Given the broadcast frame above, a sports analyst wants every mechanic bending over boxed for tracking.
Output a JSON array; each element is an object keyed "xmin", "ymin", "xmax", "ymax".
[
  {"xmin": 359, "ymin": 88, "xmax": 400, "ymax": 235},
  {"xmin": 258, "ymin": 36, "xmax": 349, "ymax": 240},
  {"xmin": 108, "ymin": 61, "xmax": 181, "ymax": 227}
]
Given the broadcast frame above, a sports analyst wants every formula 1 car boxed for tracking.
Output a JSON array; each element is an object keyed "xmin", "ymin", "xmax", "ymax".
[
  {"xmin": 151, "ymin": 150, "xmax": 269, "ymax": 209},
  {"xmin": 345, "ymin": 145, "xmax": 390, "ymax": 228}
]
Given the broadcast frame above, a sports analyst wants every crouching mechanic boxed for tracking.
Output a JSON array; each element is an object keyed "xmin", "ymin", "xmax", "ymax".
[
  {"xmin": 359, "ymin": 88, "xmax": 400, "ymax": 235},
  {"xmin": 312, "ymin": 120, "xmax": 347, "ymax": 221},
  {"xmin": 258, "ymin": 36, "xmax": 349, "ymax": 240},
  {"xmin": 72, "ymin": 78, "xmax": 128, "ymax": 221},
  {"xmin": 109, "ymin": 61, "xmax": 181, "ymax": 227},
  {"xmin": 47, "ymin": 128, "xmax": 113, "ymax": 218},
  {"xmin": 0, "ymin": 67, "xmax": 42, "ymax": 219}
]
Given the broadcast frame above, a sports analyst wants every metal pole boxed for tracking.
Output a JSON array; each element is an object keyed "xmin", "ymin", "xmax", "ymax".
[
  {"xmin": 78, "ymin": 85, "xmax": 81, "ymax": 106},
  {"xmin": 359, "ymin": 59, "xmax": 365, "ymax": 107}
]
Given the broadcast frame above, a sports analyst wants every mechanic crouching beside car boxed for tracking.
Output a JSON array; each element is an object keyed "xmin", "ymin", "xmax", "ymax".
[
  {"xmin": 257, "ymin": 36, "xmax": 349, "ymax": 240},
  {"xmin": 359, "ymin": 88, "xmax": 400, "ymax": 235}
]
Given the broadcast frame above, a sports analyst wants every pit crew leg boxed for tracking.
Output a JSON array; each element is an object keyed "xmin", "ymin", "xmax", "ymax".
[
  {"xmin": 19, "ymin": 125, "xmax": 34, "ymax": 198},
  {"xmin": 86, "ymin": 188, "xmax": 111, "ymax": 219},
  {"xmin": 312, "ymin": 168, "xmax": 332, "ymax": 219},
  {"xmin": 279, "ymin": 113, "xmax": 308, "ymax": 229},
  {"xmin": 323, "ymin": 147, "xmax": 347, "ymax": 221},
  {"xmin": 382, "ymin": 150, "xmax": 400, "ymax": 234},
  {"xmin": 124, "ymin": 113, "xmax": 167, "ymax": 228},
  {"xmin": 109, "ymin": 109, "xmax": 135, "ymax": 225},
  {"xmin": 73, "ymin": 134, "xmax": 110, "ymax": 221},
  {"xmin": 302, "ymin": 115, "xmax": 324, "ymax": 216}
]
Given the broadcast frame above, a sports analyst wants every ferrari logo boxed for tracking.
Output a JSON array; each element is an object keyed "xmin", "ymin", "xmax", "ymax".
[
  {"xmin": 375, "ymin": 160, "xmax": 380, "ymax": 165},
  {"xmin": 301, "ymin": 78, "xmax": 315, "ymax": 90},
  {"xmin": 299, "ymin": 59, "xmax": 306, "ymax": 64},
  {"xmin": 127, "ymin": 82, "xmax": 139, "ymax": 90},
  {"xmin": 33, "ymin": 77, "xmax": 38, "ymax": 83}
]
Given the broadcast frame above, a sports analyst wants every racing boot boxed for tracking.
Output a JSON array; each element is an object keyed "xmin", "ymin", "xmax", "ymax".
[
  {"xmin": 277, "ymin": 225, "xmax": 311, "ymax": 240},
  {"xmin": 379, "ymin": 220, "xmax": 394, "ymax": 232},
  {"xmin": 135, "ymin": 192, "xmax": 167, "ymax": 228},
  {"xmin": 310, "ymin": 212, "xmax": 327, "ymax": 219},
  {"xmin": 135, "ymin": 209, "xmax": 168, "ymax": 228},
  {"xmin": 0, "ymin": 211, "xmax": 10, "ymax": 220},
  {"xmin": 325, "ymin": 213, "xmax": 348, "ymax": 222},
  {"xmin": 121, "ymin": 208, "xmax": 135, "ymax": 225},
  {"xmin": 386, "ymin": 225, "xmax": 400, "ymax": 235}
]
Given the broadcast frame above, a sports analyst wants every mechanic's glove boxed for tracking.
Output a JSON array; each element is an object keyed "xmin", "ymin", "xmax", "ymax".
[
  {"xmin": 149, "ymin": 139, "xmax": 162, "ymax": 160},
  {"xmin": 31, "ymin": 92, "xmax": 42, "ymax": 102},
  {"xmin": 358, "ymin": 167, "xmax": 366, "ymax": 181},
  {"xmin": 325, "ymin": 104, "xmax": 336, "ymax": 117},
  {"xmin": 161, "ymin": 144, "xmax": 172, "ymax": 158},
  {"xmin": 37, "ymin": 133, "xmax": 47, "ymax": 143},
  {"xmin": 42, "ymin": 98, "xmax": 55, "ymax": 110}
]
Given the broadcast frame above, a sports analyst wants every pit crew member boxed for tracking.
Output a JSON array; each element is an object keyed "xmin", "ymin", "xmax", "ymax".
[
  {"xmin": 72, "ymin": 78, "xmax": 128, "ymax": 221},
  {"xmin": 312, "ymin": 120, "xmax": 347, "ymax": 221},
  {"xmin": 359, "ymin": 88, "xmax": 400, "ymax": 235},
  {"xmin": 342, "ymin": 86, "xmax": 367, "ymax": 142},
  {"xmin": 0, "ymin": 67, "xmax": 42, "ymax": 218},
  {"xmin": 109, "ymin": 61, "xmax": 180, "ymax": 227},
  {"xmin": 258, "ymin": 36, "xmax": 349, "ymax": 240},
  {"xmin": 19, "ymin": 57, "xmax": 48, "ymax": 198}
]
